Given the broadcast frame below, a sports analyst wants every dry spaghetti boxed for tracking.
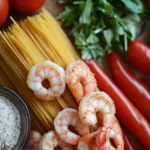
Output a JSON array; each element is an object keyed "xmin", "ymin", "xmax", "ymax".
[{"xmin": 0, "ymin": 9, "xmax": 80, "ymax": 133}]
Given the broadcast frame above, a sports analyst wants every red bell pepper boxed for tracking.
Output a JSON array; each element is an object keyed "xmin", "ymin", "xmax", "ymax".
[
  {"xmin": 140, "ymin": 77, "xmax": 150, "ymax": 87},
  {"xmin": 127, "ymin": 40, "xmax": 150, "ymax": 74},
  {"xmin": 85, "ymin": 59, "xmax": 150, "ymax": 149},
  {"xmin": 108, "ymin": 52, "xmax": 150, "ymax": 121}
]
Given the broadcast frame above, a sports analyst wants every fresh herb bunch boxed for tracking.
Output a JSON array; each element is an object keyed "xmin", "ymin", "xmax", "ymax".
[{"xmin": 58, "ymin": 0, "xmax": 147, "ymax": 63}]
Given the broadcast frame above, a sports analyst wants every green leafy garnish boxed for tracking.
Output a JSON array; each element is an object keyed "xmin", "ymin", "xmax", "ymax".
[
  {"xmin": 58, "ymin": 0, "xmax": 147, "ymax": 61},
  {"xmin": 79, "ymin": 0, "xmax": 93, "ymax": 24},
  {"xmin": 121, "ymin": 0, "xmax": 144, "ymax": 13}
]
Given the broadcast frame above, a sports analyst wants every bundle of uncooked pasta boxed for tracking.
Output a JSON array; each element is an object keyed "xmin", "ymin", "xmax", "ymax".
[{"xmin": 0, "ymin": 9, "xmax": 81, "ymax": 133}]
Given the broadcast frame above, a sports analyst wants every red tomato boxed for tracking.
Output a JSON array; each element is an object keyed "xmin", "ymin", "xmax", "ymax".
[
  {"xmin": 127, "ymin": 40, "xmax": 150, "ymax": 74},
  {"xmin": 9, "ymin": 0, "xmax": 45, "ymax": 14},
  {"xmin": 0, "ymin": 0, "xmax": 9, "ymax": 26}
]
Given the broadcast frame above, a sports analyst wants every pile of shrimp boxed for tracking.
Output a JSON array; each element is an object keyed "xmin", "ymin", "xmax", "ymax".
[{"xmin": 26, "ymin": 60, "xmax": 124, "ymax": 150}]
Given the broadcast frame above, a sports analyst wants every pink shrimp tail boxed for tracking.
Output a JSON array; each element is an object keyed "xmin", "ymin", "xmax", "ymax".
[
  {"xmin": 98, "ymin": 127, "xmax": 111, "ymax": 150},
  {"xmin": 80, "ymin": 130, "xmax": 100, "ymax": 143},
  {"xmin": 98, "ymin": 132, "xmax": 107, "ymax": 150}
]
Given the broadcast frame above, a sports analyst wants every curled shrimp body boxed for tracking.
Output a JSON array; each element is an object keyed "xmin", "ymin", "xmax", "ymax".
[
  {"xmin": 27, "ymin": 60, "xmax": 66, "ymax": 101},
  {"xmin": 25, "ymin": 131, "xmax": 42, "ymax": 150},
  {"xmin": 77, "ymin": 130, "xmax": 100, "ymax": 150},
  {"xmin": 79, "ymin": 92, "xmax": 116, "ymax": 126},
  {"xmin": 39, "ymin": 131, "xmax": 72, "ymax": 150},
  {"xmin": 54, "ymin": 108, "xmax": 90, "ymax": 145},
  {"xmin": 105, "ymin": 115, "xmax": 124, "ymax": 150},
  {"xmin": 66, "ymin": 60, "xmax": 97, "ymax": 103},
  {"xmin": 96, "ymin": 115, "xmax": 124, "ymax": 150},
  {"xmin": 78, "ymin": 138, "xmax": 95, "ymax": 150}
]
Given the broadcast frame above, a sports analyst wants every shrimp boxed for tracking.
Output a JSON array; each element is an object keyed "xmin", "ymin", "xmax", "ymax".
[
  {"xmin": 96, "ymin": 115, "xmax": 124, "ymax": 150},
  {"xmin": 54, "ymin": 108, "xmax": 90, "ymax": 145},
  {"xmin": 77, "ymin": 130, "xmax": 100, "ymax": 150},
  {"xmin": 27, "ymin": 60, "xmax": 66, "ymax": 101},
  {"xmin": 79, "ymin": 92, "xmax": 116, "ymax": 126},
  {"xmin": 66, "ymin": 60, "xmax": 97, "ymax": 103},
  {"xmin": 105, "ymin": 115, "xmax": 124, "ymax": 150},
  {"xmin": 25, "ymin": 131, "xmax": 42, "ymax": 150},
  {"xmin": 78, "ymin": 118, "xmax": 124, "ymax": 150},
  {"xmin": 79, "ymin": 92, "xmax": 117, "ymax": 149},
  {"xmin": 38, "ymin": 131, "xmax": 73, "ymax": 150}
]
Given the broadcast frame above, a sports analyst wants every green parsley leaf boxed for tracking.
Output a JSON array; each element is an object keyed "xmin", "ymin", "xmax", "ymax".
[
  {"xmin": 81, "ymin": 49, "xmax": 92, "ymax": 59},
  {"xmin": 75, "ymin": 34, "xmax": 87, "ymax": 46},
  {"xmin": 103, "ymin": 29, "xmax": 114, "ymax": 46},
  {"xmin": 58, "ymin": 0, "xmax": 72, "ymax": 4},
  {"xmin": 121, "ymin": 0, "xmax": 144, "ymax": 13},
  {"xmin": 120, "ymin": 17, "xmax": 137, "ymax": 40},
  {"xmin": 79, "ymin": 0, "xmax": 93, "ymax": 24},
  {"xmin": 98, "ymin": 0, "xmax": 113, "ymax": 15},
  {"xmin": 58, "ymin": 0, "xmax": 148, "ymax": 63},
  {"xmin": 87, "ymin": 33, "xmax": 99, "ymax": 44}
]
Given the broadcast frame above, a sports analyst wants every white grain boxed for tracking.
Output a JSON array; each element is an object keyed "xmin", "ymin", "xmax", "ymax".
[{"xmin": 0, "ymin": 96, "xmax": 21, "ymax": 150}]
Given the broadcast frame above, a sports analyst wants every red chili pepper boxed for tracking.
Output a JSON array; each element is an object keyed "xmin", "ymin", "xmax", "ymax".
[
  {"xmin": 123, "ymin": 132, "xmax": 135, "ymax": 150},
  {"xmin": 122, "ymin": 126, "xmax": 146, "ymax": 150},
  {"xmin": 140, "ymin": 77, "xmax": 150, "ymax": 87},
  {"xmin": 85, "ymin": 59, "xmax": 150, "ymax": 149},
  {"xmin": 127, "ymin": 40, "xmax": 150, "ymax": 74},
  {"xmin": 108, "ymin": 52, "xmax": 150, "ymax": 121}
]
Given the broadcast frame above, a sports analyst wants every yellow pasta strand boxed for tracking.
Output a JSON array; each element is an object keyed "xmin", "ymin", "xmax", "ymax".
[{"xmin": 0, "ymin": 9, "xmax": 80, "ymax": 133}]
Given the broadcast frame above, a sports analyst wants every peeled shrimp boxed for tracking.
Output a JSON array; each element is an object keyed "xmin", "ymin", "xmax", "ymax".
[
  {"xmin": 66, "ymin": 60, "xmax": 97, "ymax": 103},
  {"xmin": 38, "ymin": 131, "xmax": 72, "ymax": 150},
  {"xmin": 78, "ymin": 117, "xmax": 124, "ymax": 150},
  {"xmin": 104, "ymin": 115, "xmax": 124, "ymax": 150},
  {"xmin": 77, "ymin": 130, "xmax": 100, "ymax": 150},
  {"xmin": 79, "ymin": 91, "xmax": 117, "ymax": 149},
  {"xmin": 54, "ymin": 108, "xmax": 90, "ymax": 145},
  {"xmin": 25, "ymin": 131, "xmax": 42, "ymax": 150},
  {"xmin": 27, "ymin": 60, "xmax": 66, "ymax": 101},
  {"xmin": 95, "ymin": 115, "xmax": 124, "ymax": 150},
  {"xmin": 79, "ymin": 92, "xmax": 116, "ymax": 126}
]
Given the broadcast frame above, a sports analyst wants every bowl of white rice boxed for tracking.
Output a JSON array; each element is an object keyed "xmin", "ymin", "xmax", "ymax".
[{"xmin": 0, "ymin": 85, "xmax": 31, "ymax": 150}]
